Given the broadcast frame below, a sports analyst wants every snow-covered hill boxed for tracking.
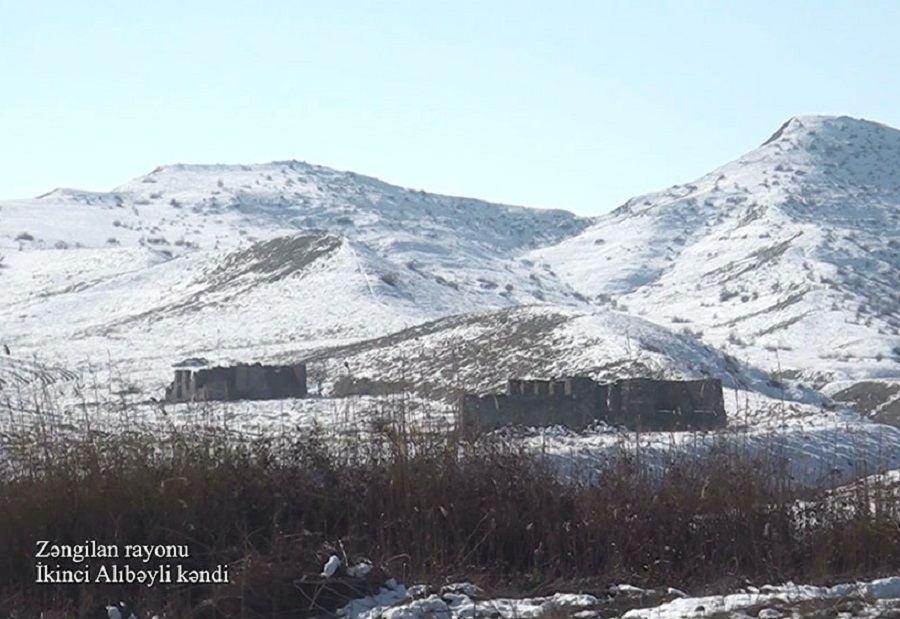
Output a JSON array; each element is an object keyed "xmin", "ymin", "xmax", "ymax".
[
  {"xmin": 1, "ymin": 115, "xmax": 898, "ymax": 423},
  {"xmin": 0, "ymin": 161, "xmax": 593, "ymax": 389},
  {"xmin": 299, "ymin": 305, "xmax": 808, "ymax": 410},
  {"xmin": 532, "ymin": 115, "xmax": 900, "ymax": 408}
]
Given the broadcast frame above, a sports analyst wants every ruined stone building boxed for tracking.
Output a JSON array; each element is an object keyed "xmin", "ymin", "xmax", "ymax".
[
  {"xmin": 459, "ymin": 376, "xmax": 726, "ymax": 434},
  {"xmin": 165, "ymin": 363, "xmax": 307, "ymax": 403}
]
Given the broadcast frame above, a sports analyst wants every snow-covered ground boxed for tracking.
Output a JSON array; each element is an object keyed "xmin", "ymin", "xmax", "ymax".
[
  {"xmin": 337, "ymin": 576, "xmax": 900, "ymax": 618},
  {"xmin": 3, "ymin": 364, "xmax": 898, "ymax": 490}
]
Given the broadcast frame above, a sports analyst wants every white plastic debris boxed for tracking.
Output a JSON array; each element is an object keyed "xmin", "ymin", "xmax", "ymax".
[{"xmin": 321, "ymin": 554, "xmax": 342, "ymax": 578}]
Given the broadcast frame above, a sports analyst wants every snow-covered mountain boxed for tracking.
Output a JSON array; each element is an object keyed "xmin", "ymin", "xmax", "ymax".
[
  {"xmin": 0, "ymin": 115, "xmax": 898, "ymax": 421},
  {"xmin": 0, "ymin": 161, "xmax": 593, "ymax": 391},
  {"xmin": 532, "ymin": 115, "xmax": 900, "ymax": 418}
]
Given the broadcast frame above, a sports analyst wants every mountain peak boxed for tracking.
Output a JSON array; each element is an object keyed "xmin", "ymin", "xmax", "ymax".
[
  {"xmin": 746, "ymin": 114, "xmax": 900, "ymax": 201},
  {"xmin": 760, "ymin": 114, "xmax": 897, "ymax": 148}
]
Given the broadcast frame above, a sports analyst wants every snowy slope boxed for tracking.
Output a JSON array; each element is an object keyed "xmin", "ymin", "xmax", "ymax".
[
  {"xmin": 0, "ymin": 161, "xmax": 592, "ymax": 337},
  {"xmin": 6, "ymin": 160, "xmax": 587, "ymax": 266},
  {"xmin": 532, "ymin": 115, "xmax": 900, "ymax": 403},
  {"xmin": 300, "ymin": 305, "xmax": 797, "ymax": 406},
  {"xmin": 0, "ymin": 162, "xmax": 592, "ymax": 388}
]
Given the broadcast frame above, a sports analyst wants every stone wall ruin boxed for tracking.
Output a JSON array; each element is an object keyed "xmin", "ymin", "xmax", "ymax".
[
  {"xmin": 165, "ymin": 363, "xmax": 307, "ymax": 403},
  {"xmin": 459, "ymin": 376, "xmax": 726, "ymax": 434}
]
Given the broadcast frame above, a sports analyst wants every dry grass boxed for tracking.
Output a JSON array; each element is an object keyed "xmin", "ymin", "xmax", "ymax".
[{"xmin": 0, "ymin": 398, "xmax": 898, "ymax": 617}]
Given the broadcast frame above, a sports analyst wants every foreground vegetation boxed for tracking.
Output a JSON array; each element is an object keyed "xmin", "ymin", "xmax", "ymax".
[{"xmin": 0, "ymin": 411, "xmax": 898, "ymax": 618}]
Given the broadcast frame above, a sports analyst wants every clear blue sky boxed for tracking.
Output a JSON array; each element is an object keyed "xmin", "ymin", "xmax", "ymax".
[{"xmin": 2, "ymin": 1, "xmax": 899, "ymax": 215}]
